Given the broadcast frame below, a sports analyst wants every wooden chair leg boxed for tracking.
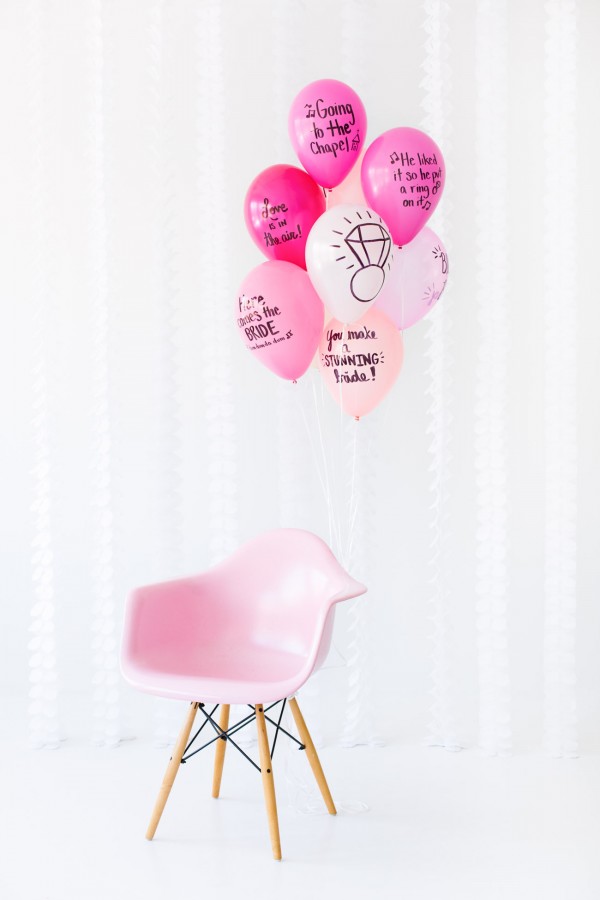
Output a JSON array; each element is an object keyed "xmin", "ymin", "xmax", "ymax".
[
  {"xmin": 211, "ymin": 704, "xmax": 230, "ymax": 798},
  {"xmin": 255, "ymin": 704, "xmax": 282, "ymax": 860},
  {"xmin": 145, "ymin": 701, "xmax": 199, "ymax": 840},
  {"xmin": 288, "ymin": 696, "xmax": 336, "ymax": 815}
]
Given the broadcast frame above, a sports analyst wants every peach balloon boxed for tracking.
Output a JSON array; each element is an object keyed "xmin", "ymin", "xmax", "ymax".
[
  {"xmin": 317, "ymin": 307, "xmax": 404, "ymax": 419},
  {"xmin": 324, "ymin": 148, "xmax": 367, "ymax": 209}
]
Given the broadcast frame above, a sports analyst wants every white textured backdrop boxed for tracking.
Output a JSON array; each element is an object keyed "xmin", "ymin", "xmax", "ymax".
[{"xmin": 1, "ymin": 0, "xmax": 598, "ymax": 756}]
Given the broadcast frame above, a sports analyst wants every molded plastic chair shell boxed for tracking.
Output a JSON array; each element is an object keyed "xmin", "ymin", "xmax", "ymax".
[{"xmin": 121, "ymin": 529, "xmax": 366, "ymax": 705}]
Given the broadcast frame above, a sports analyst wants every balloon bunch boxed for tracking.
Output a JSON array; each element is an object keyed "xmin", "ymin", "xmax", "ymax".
[{"xmin": 236, "ymin": 78, "xmax": 448, "ymax": 419}]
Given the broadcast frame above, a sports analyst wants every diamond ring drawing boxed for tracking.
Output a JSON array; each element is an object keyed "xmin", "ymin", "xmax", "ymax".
[{"xmin": 336, "ymin": 215, "xmax": 392, "ymax": 302}]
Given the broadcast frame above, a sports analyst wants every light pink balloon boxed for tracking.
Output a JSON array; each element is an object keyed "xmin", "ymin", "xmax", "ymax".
[
  {"xmin": 376, "ymin": 226, "xmax": 449, "ymax": 329},
  {"xmin": 361, "ymin": 127, "xmax": 445, "ymax": 245},
  {"xmin": 244, "ymin": 164, "xmax": 325, "ymax": 269},
  {"xmin": 324, "ymin": 148, "xmax": 367, "ymax": 209},
  {"xmin": 289, "ymin": 79, "xmax": 367, "ymax": 189},
  {"xmin": 236, "ymin": 260, "xmax": 324, "ymax": 381},
  {"xmin": 317, "ymin": 308, "xmax": 404, "ymax": 419}
]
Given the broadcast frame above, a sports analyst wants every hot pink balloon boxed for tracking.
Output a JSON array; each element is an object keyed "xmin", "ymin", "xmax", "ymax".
[
  {"xmin": 361, "ymin": 127, "xmax": 445, "ymax": 246},
  {"xmin": 324, "ymin": 148, "xmax": 367, "ymax": 209},
  {"xmin": 288, "ymin": 79, "xmax": 367, "ymax": 189},
  {"xmin": 317, "ymin": 308, "xmax": 404, "ymax": 419},
  {"xmin": 244, "ymin": 164, "xmax": 325, "ymax": 269},
  {"xmin": 376, "ymin": 226, "xmax": 449, "ymax": 329},
  {"xmin": 236, "ymin": 260, "xmax": 324, "ymax": 381}
]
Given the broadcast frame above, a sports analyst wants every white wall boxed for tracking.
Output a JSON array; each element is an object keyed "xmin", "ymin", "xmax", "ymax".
[{"xmin": 1, "ymin": 0, "xmax": 598, "ymax": 753}]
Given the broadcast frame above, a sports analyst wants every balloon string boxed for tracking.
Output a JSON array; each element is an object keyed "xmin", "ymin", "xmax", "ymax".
[
  {"xmin": 296, "ymin": 374, "xmax": 337, "ymax": 554},
  {"xmin": 312, "ymin": 375, "xmax": 343, "ymax": 554},
  {"xmin": 345, "ymin": 418, "xmax": 360, "ymax": 569},
  {"xmin": 297, "ymin": 379, "xmax": 328, "ymax": 508},
  {"xmin": 333, "ymin": 329, "xmax": 349, "ymax": 565},
  {"xmin": 317, "ymin": 370, "xmax": 341, "ymax": 555}
]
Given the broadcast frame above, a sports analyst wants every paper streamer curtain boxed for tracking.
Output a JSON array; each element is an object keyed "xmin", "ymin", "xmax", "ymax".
[{"xmin": 12, "ymin": 0, "xmax": 591, "ymax": 757}]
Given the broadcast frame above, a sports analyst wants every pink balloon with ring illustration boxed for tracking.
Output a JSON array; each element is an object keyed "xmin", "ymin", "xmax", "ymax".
[
  {"xmin": 236, "ymin": 260, "xmax": 324, "ymax": 382},
  {"xmin": 375, "ymin": 226, "xmax": 449, "ymax": 329},
  {"xmin": 289, "ymin": 79, "xmax": 367, "ymax": 189},
  {"xmin": 361, "ymin": 127, "xmax": 445, "ymax": 246},
  {"xmin": 317, "ymin": 307, "xmax": 404, "ymax": 419},
  {"xmin": 244, "ymin": 164, "xmax": 325, "ymax": 270}
]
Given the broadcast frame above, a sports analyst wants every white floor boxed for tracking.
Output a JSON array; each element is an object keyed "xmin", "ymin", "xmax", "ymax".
[{"xmin": 1, "ymin": 731, "xmax": 599, "ymax": 900}]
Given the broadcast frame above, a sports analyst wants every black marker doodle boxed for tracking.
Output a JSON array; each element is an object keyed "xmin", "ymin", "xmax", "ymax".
[
  {"xmin": 237, "ymin": 293, "xmax": 291, "ymax": 347},
  {"xmin": 330, "ymin": 209, "xmax": 392, "ymax": 302},
  {"xmin": 432, "ymin": 244, "xmax": 449, "ymax": 275},
  {"xmin": 323, "ymin": 325, "xmax": 384, "ymax": 385}
]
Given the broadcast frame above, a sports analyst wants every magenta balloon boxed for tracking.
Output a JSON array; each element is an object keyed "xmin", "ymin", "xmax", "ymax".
[
  {"xmin": 236, "ymin": 260, "xmax": 324, "ymax": 381},
  {"xmin": 361, "ymin": 127, "xmax": 445, "ymax": 246},
  {"xmin": 375, "ymin": 226, "xmax": 449, "ymax": 329},
  {"xmin": 288, "ymin": 79, "xmax": 367, "ymax": 189},
  {"xmin": 244, "ymin": 165, "xmax": 325, "ymax": 269}
]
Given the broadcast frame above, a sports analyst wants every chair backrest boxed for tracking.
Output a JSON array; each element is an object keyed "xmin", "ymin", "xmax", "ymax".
[
  {"xmin": 125, "ymin": 529, "xmax": 366, "ymax": 666},
  {"xmin": 204, "ymin": 529, "xmax": 364, "ymax": 656}
]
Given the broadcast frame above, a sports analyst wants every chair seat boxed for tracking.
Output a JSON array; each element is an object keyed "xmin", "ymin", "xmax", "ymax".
[{"xmin": 122, "ymin": 641, "xmax": 310, "ymax": 704}]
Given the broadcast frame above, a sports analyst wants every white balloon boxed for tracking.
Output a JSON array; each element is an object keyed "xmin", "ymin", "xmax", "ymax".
[{"xmin": 305, "ymin": 204, "xmax": 395, "ymax": 325}]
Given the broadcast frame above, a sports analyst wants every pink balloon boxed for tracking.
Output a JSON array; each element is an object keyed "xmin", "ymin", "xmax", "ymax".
[
  {"xmin": 361, "ymin": 127, "xmax": 445, "ymax": 245},
  {"xmin": 324, "ymin": 148, "xmax": 367, "ymax": 209},
  {"xmin": 236, "ymin": 260, "xmax": 324, "ymax": 381},
  {"xmin": 317, "ymin": 308, "xmax": 404, "ymax": 419},
  {"xmin": 376, "ymin": 226, "xmax": 449, "ymax": 329},
  {"xmin": 289, "ymin": 79, "xmax": 367, "ymax": 189},
  {"xmin": 244, "ymin": 165, "xmax": 325, "ymax": 269}
]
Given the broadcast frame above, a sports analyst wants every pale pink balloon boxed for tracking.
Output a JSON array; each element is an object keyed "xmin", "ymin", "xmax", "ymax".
[
  {"xmin": 244, "ymin": 164, "xmax": 325, "ymax": 269},
  {"xmin": 317, "ymin": 308, "xmax": 404, "ymax": 419},
  {"xmin": 289, "ymin": 79, "xmax": 367, "ymax": 189},
  {"xmin": 376, "ymin": 226, "xmax": 449, "ymax": 329},
  {"xmin": 236, "ymin": 260, "xmax": 324, "ymax": 381},
  {"xmin": 361, "ymin": 127, "xmax": 445, "ymax": 245},
  {"xmin": 324, "ymin": 148, "xmax": 367, "ymax": 209}
]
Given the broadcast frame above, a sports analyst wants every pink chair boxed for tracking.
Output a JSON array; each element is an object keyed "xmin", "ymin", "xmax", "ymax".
[{"xmin": 120, "ymin": 528, "xmax": 366, "ymax": 859}]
